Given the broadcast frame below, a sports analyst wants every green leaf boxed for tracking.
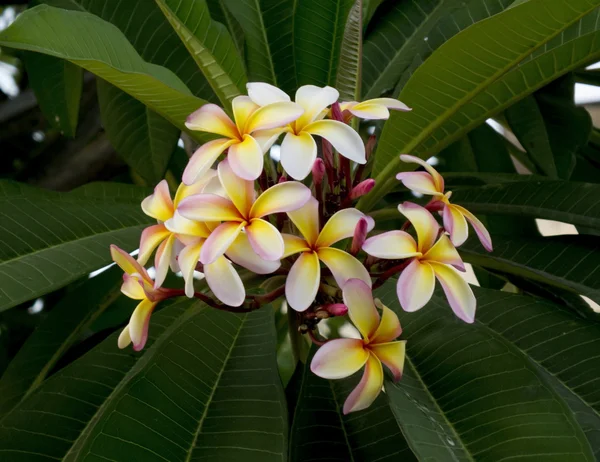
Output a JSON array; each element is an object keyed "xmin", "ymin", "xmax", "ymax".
[
  {"xmin": 0, "ymin": 5, "xmax": 208, "ymax": 138},
  {"xmin": 377, "ymin": 283, "xmax": 595, "ymax": 461},
  {"xmin": 335, "ymin": 0, "xmax": 362, "ymax": 102},
  {"xmin": 295, "ymin": 0, "xmax": 354, "ymax": 87},
  {"xmin": 97, "ymin": 79, "xmax": 180, "ymax": 184},
  {"xmin": 22, "ymin": 53, "xmax": 82, "ymax": 137},
  {"xmin": 0, "ymin": 300, "xmax": 288, "ymax": 461},
  {"xmin": 156, "ymin": 0, "xmax": 247, "ymax": 107},
  {"xmin": 361, "ymin": 0, "xmax": 600, "ymax": 211},
  {"xmin": 0, "ymin": 267, "xmax": 123, "ymax": 415},
  {"xmin": 0, "ymin": 181, "xmax": 152, "ymax": 312},
  {"xmin": 206, "ymin": 0, "xmax": 246, "ymax": 57},
  {"xmin": 450, "ymin": 180, "xmax": 600, "ymax": 231}
]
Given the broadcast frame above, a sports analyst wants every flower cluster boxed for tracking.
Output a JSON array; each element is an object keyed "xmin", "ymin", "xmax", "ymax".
[{"xmin": 109, "ymin": 82, "xmax": 492, "ymax": 413}]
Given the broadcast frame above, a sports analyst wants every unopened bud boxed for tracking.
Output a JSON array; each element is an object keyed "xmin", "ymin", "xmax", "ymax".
[
  {"xmin": 278, "ymin": 173, "xmax": 287, "ymax": 183},
  {"xmin": 331, "ymin": 102, "xmax": 344, "ymax": 122},
  {"xmin": 350, "ymin": 179, "xmax": 375, "ymax": 200},
  {"xmin": 314, "ymin": 310, "xmax": 330, "ymax": 319},
  {"xmin": 350, "ymin": 218, "xmax": 369, "ymax": 256},
  {"xmin": 312, "ymin": 158, "xmax": 325, "ymax": 186},
  {"xmin": 322, "ymin": 303, "xmax": 348, "ymax": 317}
]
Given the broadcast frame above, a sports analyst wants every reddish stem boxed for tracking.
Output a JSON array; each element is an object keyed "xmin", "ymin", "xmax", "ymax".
[
  {"xmin": 307, "ymin": 329, "xmax": 326, "ymax": 346},
  {"xmin": 372, "ymin": 259, "xmax": 413, "ymax": 290}
]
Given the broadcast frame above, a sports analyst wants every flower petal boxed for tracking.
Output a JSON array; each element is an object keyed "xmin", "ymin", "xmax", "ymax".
[
  {"xmin": 423, "ymin": 234, "xmax": 465, "ymax": 271},
  {"xmin": 174, "ymin": 169, "xmax": 217, "ymax": 207},
  {"xmin": 310, "ymin": 338, "xmax": 368, "ymax": 379},
  {"xmin": 343, "ymin": 353, "xmax": 383, "ymax": 414},
  {"xmin": 453, "ymin": 204, "xmax": 493, "ymax": 252},
  {"xmin": 182, "ymin": 138, "xmax": 236, "ymax": 185},
  {"xmin": 371, "ymin": 300, "xmax": 402, "ymax": 344},
  {"xmin": 232, "ymin": 95, "xmax": 260, "ymax": 133},
  {"xmin": 249, "ymin": 181, "xmax": 312, "ymax": 218},
  {"xmin": 304, "ymin": 120, "xmax": 366, "ymax": 164},
  {"xmin": 342, "ymin": 278, "xmax": 379, "ymax": 340},
  {"xmin": 185, "ymin": 104, "xmax": 238, "ymax": 139},
  {"xmin": 285, "ymin": 197, "xmax": 319, "ymax": 246},
  {"xmin": 317, "ymin": 247, "xmax": 371, "ymax": 288},
  {"xmin": 369, "ymin": 341, "xmax": 406, "ymax": 381},
  {"xmin": 121, "ymin": 274, "xmax": 146, "ymax": 300},
  {"xmin": 117, "ymin": 325, "xmax": 132, "ymax": 349},
  {"xmin": 110, "ymin": 245, "xmax": 148, "ymax": 279},
  {"xmin": 200, "ymin": 221, "xmax": 245, "ymax": 264},
  {"xmin": 396, "ymin": 259, "xmax": 435, "ymax": 312},
  {"xmin": 178, "ymin": 238, "xmax": 204, "ymax": 298},
  {"xmin": 138, "ymin": 224, "xmax": 170, "ymax": 266},
  {"xmin": 396, "ymin": 171, "xmax": 441, "ymax": 196},
  {"xmin": 316, "ymin": 208, "xmax": 375, "ymax": 248},
  {"xmin": 282, "ymin": 233, "xmax": 311, "ymax": 258},
  {"xmin": 253, "ymin": 127, "xmax": 286, "ymax": 153},
  {"xmin": 429, "ymin": 262, "xmax": 476, "ymax": 323},
  {"xmin": 164, "ymin": 211, "xmax": 211, "ymax": 238},
  {"xmin": 398, "ymin": 202, "xmax": 440, "ymax": 253},
  {"xmin": 128, "ymin": 298, "xmax": 156, "ymax": 351},
  {"xmin": 247, "ymin": 82, "xmax": 290, "ymax": 106},
  {"xmin": 246, "ymin": 218, "xmax": 284, "ymax": 261},
  {"xmin": 178, "ymin": 194, "xmax": 243, "ymax": 222},
  {"xmin": 205, "ymin": 256, "xmax": 245, "ymax": 307},
  {"xmin": 348, "ymin": 103, "xmax": 390, "ymax": 120},
  {"xmin": 295, "ymin": 85, "xmax": 339, "ymax": 128},
  {"xmin": 245, "ymin": 102, "xmax": 304, "ymax": 133},
  {"xmin": 362, "ymin": 230, "xmax": 420, "ymax": 260},
  {"xmin": 399, "ymin": 154, "xmax": 444, "ymax": 192},
  {"xmin": 141, "ymin": 180, "xmax": 173, "ymax": 221},
  {"xmin": 280, "ymin": 131, "xmax": 317, "ymax": 180},
  {"xmin": 366, "ymin": 98, "xmax": 411, "ymax": 112},
  {"xmin": 443, "ymin": 204, "xmax": 469, "ymax": 248},
  {"xmin": 226, "ymin": 233, "xmax": 281, "ymax": 274},
  {"xmin": 227, "ymin": 134, "xmax": 264, "ymax": 181},
  {"xmin": 286, "ymin": 251, "xmax": 320, "ymax": 312},
  {"xmin": 218, "ymin": 158, "xmax": 255, "ymax": 214},
  {"xmin": 154, "ymin": 234, "xmax": 176, "ymax": 288}
]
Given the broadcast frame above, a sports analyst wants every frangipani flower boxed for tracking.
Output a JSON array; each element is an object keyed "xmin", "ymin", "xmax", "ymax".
[
  {"xmin": 338, "ymin": 98, "xmax": 410, "ymax": 120},
  {"xmin": 178, "ymin": 159, "xmax": 311, "ymax": 265},
  {"xmin": 183, "ymin": 96, "xmax": 303, "ymax": 182},
  {"xmin": 247, "ymin": 82, "xmax": 366, "ymax": 180},
  {"xmin": 111, "ymin": 245, "xmax": 164, "ymax": 351},
  {"xmin": 396, "ymin": 154, "xmax": 492, "ymax": 251},
  {"xmin": 363, "ymin": 202, "xmax": 476, "ymax": 323},
  {"xmin": 311, "ymin": 279, "xmax": 406, "ymax": 414},
  {"xmin": 283, "ymin": 197, "xmax": 374, "ymax": 311}
]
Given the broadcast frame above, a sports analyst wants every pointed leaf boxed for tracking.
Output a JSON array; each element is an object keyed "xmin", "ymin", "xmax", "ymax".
[{"xmin": 335, "ymin": 0, "xmax": 362, "ymax": 102}]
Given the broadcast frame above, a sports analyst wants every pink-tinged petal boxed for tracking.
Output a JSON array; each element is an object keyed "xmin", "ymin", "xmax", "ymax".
[
  {"xmin": 443, "ymin": 204, "xmax": 469, "ymax": 248},
  {"xmin": 343, "ymin": 353, "xmax": 384, "ymax": 414},
  {"xmin": 178, "ymin": 238, "xmax": 204, "ymax": 298},
  {"xmin": 117, "ymin": 325, "xmax": 132, "ymax": 349},
  {"xmin": 295, "ymin": 85, "xmax": 339, "ymax": 128},
  {"xmin": 204, "ymin": 256, "xmax": 245, "ymax": 307},
  {"xmin": 286, "ymin": 251, "xmax": 320, "ymax": 312},
  {"xmin": 362, "ymin": 230, "xmax": 420, "ymax": 260},
  {"xmin": 369, "ymin": 341, "xmax": 406, "ymax": 381},
  {"xmin": 178, "ymin": 194, "xmax": 243, "ymax": 222},
  {"xmin": 227, "ymin": 134, "xmax": 264, "ymax": 181},
  {"xmin": 396, "ymin": 172, "xmax": 441, "ymax": 196},
  {"xmin": 246, "ymin": 218, "xmax": 284, "ymax": 261},
  {"xmin": 304, "ymin": 120, "xmax": 366, "ymax": 164},
  {"xmin": 252, "ymin": 127, "xmax": 286, "ymax": 153},
  {"xmin": 317, "ymin": 248, "xmax": 371, "ymax": 288},
  {"xmin": 429, "ymin": 262, "xmax": 476, "ymax": 323},
  {"xmin": 349, "ymin": 103, "xmax": 390, "ymax": 120},
  {"xmin": 316, "ymin": 208, "xmax": 375, "ymax": 248},
  {"xmin": 286, "ymin": 197, "xmax": 320, "ymax": 246},
  {"xmin": 244, "ymin": 102, "xmax": 304, "ymax": 133},
  {"xmin": 232, "ymin": 95, "xmax": 260, "ymax": 134},
  {"xmin": 218, "ymin": 158, "xmax": 255, "ymax": 214},
  {"xmin": 226, "ymin": 233, "xmax": 281, "ymax": 274},
  {"xmin": 200, "ymin": 221, "xmax": 245, "ymax": 264},
  {"xmin": 280, "ymin": 131, "xmax": 317, "ymax": 180},
  {"xmin": 138, "ymin": 224, "xmax": 170, "ymax": 265},
  {"xmin": 164, "ymin": 211, "xmax": 211, "ymax": 238},
  {"xmin": 310, "ymin": 338, "xmax": 368, "ymax": 379},
  {"xmin": 342, "ymin": 278, "xmax": 380, "ymax": 340},
  {"xmin": 185, "ymin": 104, "xmax": 238, "ymax": 139},
  {"xmin": 110, "ymin": 245, "xmax": 148, "ymax": 279},
  {"xmin": 452, "ymin": 204, "xmax": 493, "ymax": 252},
  {"xmin": 366, "ymin": 98, "xmax": 411, "ymax": 112},
  {"xmin": 153, "ymin": 234, "xmax": 176, "ymax": 288},
  {"xmin": 423, "ymin": 234, "xmax": 465, "ymax": 271},
  {"xmin": 282, "ymin": 233, "xmax": 311, "ymax": 258},
  {"xmin": 370, "ymin": 300, "xmax": 402, "ymax": 344},
  {"xmin": 141, "ymin": 180, "xmax": 174, "ymax": 221},
  {"xmin": 182, "ymin": 138, "xmax": 236, "ymax": 185},
  {"xmin": 173, "ymin": 169, "xmax": 218, "ymax": 207},
  {"xmin": 397, "ymin": 259, "xmax": 435, "ymax": 312},
  {"xmin": 397, "ymin": 202, "xmax": 440, "ymax": 254},
  {"xmin": 128, "ymin": 298, "xmax": 156, "ymax": 351},
  {"xmin": 399, "ymin": 154, "xmax": 444, "ymax": 192},
  {"xmin": 121, "ymin": 273, "xmax": 146, "ymax": 300},
  {"xmin": 249, "ymin": 181, "xmax": 312, "ymax": 218},
  {"xmin": 247, "ymin": 82, "xmax": 290, "ymax": 106},
  {"xmin": 170, "ymin": 238, "xmax": 184, "ymax": 273}
]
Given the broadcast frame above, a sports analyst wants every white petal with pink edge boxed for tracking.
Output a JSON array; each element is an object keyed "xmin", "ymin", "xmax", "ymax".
[
  {"xmin": 153, "ymin": 234, "xmax": 176, "ymax": 289},
  {"xmin": 443, "ymin": 204, "xmax": 469, "ymax": 248},
  {"xmin": 226, "ymin": 233, "xmax": 281, "ymax": 274},
  {"xmin": 396, "ymin": 259, "xmax": 435, "ymax": 312},
  {"xmin": 121, "ymin": 274, "xmax": 146, "ymax": 300},
  {"xmin": 317, "ymin": 248, "xmax": 371, "ymax": 288},
  {"xmin": 399, "ymin": 154, "xmax": 444, "ymax": 192},
  {"xmin": 185, "ymin": 104, "xmax": 238, "ymax": 139},
  {"xmin": 141, "ymin": 180, "xmax": 173, "ymax": 221},
  {"xmin": 304, "ymin": 120, "xmax": 366, "ymax": 164},
  {"xmin": 253, "ymin": 127, "xmax": 287, "ymax": 153},
  {"xmin": 246, "ymin": 218, "xmax": 284, "ymax": 261},
  {"xmin": 177, "ymin": 238, "xmax": 204, "ymax": 298},
  {"xmin": 429, "ymin": 262, "xmax": 476, "ymax": 323},
  {"xmin": 362, "ymin": 230, "xmax": 419, "ymax": 260},
  {"xmin": 200, "ymin": 221, "xmax": 245, "ymax": 264},
  {"xmin": 118, "ymin": 325, "xmax": 132, "ymax": 349},
  {"xmin": 370, "ymin": 300, "xmax": 402, "ymax": 344},
  {"xmin": 111, "ymin": 245, "xmax": 149, "ymax": 280},
  {"xmin": 453, "ymin": 204, "xmax": 493, "ymax": 252},
  {"xmin": 369, "ymin": 341, "xmax": 406, "ymax": 381},
  {"xmin": 138, "ymin": 224, "xmax": 170, "ymax": 266},
  {"xmin": 366, "ymin": 98, "xmax": 411, "ymax": 111},
  {"xmin": 164, "ymin": 211, "xmax": 211, "ymax": 238},
  {"xmin": 249, "ymin": 181, "xmax": 312, "ymax": 218},
  {"xmin": 178, "ymin": 194, "xmax": 243, "ymax": 223},
  {"xmin": 310, "ymin": 338, "xmax": 368, "ymax": 379},
  {"xmin": 247, "ymin": 82, "xmax": 290, "ymax": 106},
  {"xmin": 397, "ymin": 202, "xmax": 440, "ymax": 253},
  {"xmin": 280, "ymin": 131, "xmax": 317, "ymax": 180},
  {"xmin": 423, "ymin": 234, "xmax": 465, "ymax": 271},
  {"xmin": 342, "ymin": 353, "xmax": 383, "ymax": 414},
  {"xmin": 204, "ymin": 256, "xmax": 245, "ymax": 307},
  {"xmin": 232, "ymin": 95, "xmax": 260, "ymax": 134},
  {"xmin": 295, "ymin": 85, "xmax": 339, "ymax": 128},
  {"xmin": 348, "ymin": 103, "xmax": 390, "ymax": 120},
  {"xmin": 182, "ymin": 138, "xmax": 236, "ymax": 185},
  {"xmin": 396, "ymin": 171, "xmax": 441, "ymax": 196},
  {"xmin": 245, "ymin": 102, "xmax": 304, "ymax": 133},
  {"xmin": 316, "ymin": 208, "xmax": 375, "ymax": 248},
  {"xmin": 342, "ymin": 278, "xmax": 380, "ymax": 340},
  {"xmin": 128, "ymin": 298, "xmax": 156, "ymax": 351},
  {"xmin": 286, "ymin": 197, "xmax": 320, "ymax": 246},
  {"xmin": 218, "ymin": 158, "xmax": 255, "ymax": 214},
  {"xmin": 282, "ymin": 233, "xmax": 311, "ymax": 258},
  {"xmin": 227, "ymin": 134, "xmax": 264, "ymax": 181},
  {"xmin": 286, "ymin": 251, "xmax": 320, "ymax": 312},
  {"xmin": 173, "ymin": 169, "xmax": 217, "ymax": 207}
]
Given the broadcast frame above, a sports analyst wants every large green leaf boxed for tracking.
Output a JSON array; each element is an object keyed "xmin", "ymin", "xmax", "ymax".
[
  {"xmin": 0, "ymin": 181, "xmax": 151, "ymax": 312},
  {"xmin": 377, "ymin": 283, "xmax": 595, "ymax": 461},
  {"xmin": 206, "ymin": 0, "xmax": 245, "ymax": 57},
  {"xmin": 0, "ymin": 5, "xmax": 208, "ymax": 137},
  {"xmin": 360, "ymin": 0, "xmax": 600, "ymax": 211},
  {"xmin": 0, "ymin": 300, "xmax": 287, "ymax": 461},
  {"xmin": 0, "ymin": 267, "xmax": 123, "ymax": 415},
  {"xmin": 156, "ymin": 0, "xmax": 247, "ymax": 107},
  {"xmin": 335, "ymin": 0, "xmax": 362, "ymax": 102},
  {"xmin": 97, "ymin": 79, "xmax": 180, "ymax": 184}
]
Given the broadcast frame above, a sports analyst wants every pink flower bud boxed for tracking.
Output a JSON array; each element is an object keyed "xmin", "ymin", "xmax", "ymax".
[
  {"xmin": 331, "ymin": 102, "xmax": 344, "ymax": 122},
  {"xmin": 312, "ymin": 158, "xmax": 325, "ymax": 186},
  {"xmin": 350, "ymin": 179, "xmax": 375, "ymax": 200},
  {"xmin": 278, "ymin": 173, "xmax": 287, "ymax": 183},
  {"xmin": 350, "ymin": 218, "xmax": 369, "ymax": 256},
  {"xmin": 322, "ymin": 303, "xmax": 348, "ymax": 317}
]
